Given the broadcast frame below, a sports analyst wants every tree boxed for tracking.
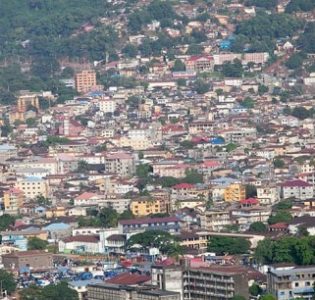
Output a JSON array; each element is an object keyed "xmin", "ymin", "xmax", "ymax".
[
  {"xmin": 291, "ymin": 107, "xmax": 312, "ymax": 120},
  {"xmin": 158, "ymin": 176, "xmax": 180, "ymax": 187},
  {"xmin": 99, "ymin": 207, "xmax": 119, "ymax": 228},
  {"xmin": 245, "ymin": 184, "xmax": 257, "ymax": 198},
  {"xmin": 127, "ymin": 230, "xmax": 183, "ymax": 256},
  {"xmin": 273, "ymin": 158, "xmax": 285, "ymax": 168},
  {"xmin": 76, "ymin": 160, "xmax": 90, "ymax": 173},
  {"xmin": 268, "ymin": 211, "xmax": 292, "ymax": 225},
  {"xmin": 25, "ymin": 118, "xmax": 37, "ymax": 127},
  {"xmin": 136, "ymin": 164, "xmax": 152, "ymax": 178},
  {"xmin": 285, "ymin": 53, "xmax": 305, "ymax": 69},
  {"xmin": 187, "ymin": 44, "xmax": 203, "ymax": 55},
  {"xmin": 0, "ymin": 214, "xmax": 15, "ymax": 231},
  {"xmin": 0, "ymin": 269, "xmax": 16, "ymax": 294},
  {"xmin": 177, "ymin": 78, "xmax": 187, "ymax": 87},
  {"xmin": 260, "ymin": 294, "xmax": 276, "ymax": 300},
  {"xmin": 249, "ymin": 221, "xmax": 267, "ymax": 233},
  {"xmin": 226, "ymin": 143, "xmax": 238, "ymax": 152},
  {"xmin": 222, "ymin": 59, "xmax": 243, "ymax": 77},
  {"xmin": 184, "ymin": 169, "xmax": 203, "ymax": 184},
  {"xmin": 20, "ymin": 284, "xmax": 42, "ymax": 300},
  {"xmin": 249, "ymin": 283, "xmax": 262, "ymax": 296},
  {"xmin": 194, "ymin": 79, "xmax": 210, "ymax": 94},
  {"xmin": 42, "ymin": 281, "xmax": 78, "ymax": 300},
  {"xmin": 122, "ymin": 44, "xmax": 138, "ymax": 58},
  {"xmin": 258, "ymin": 84, "xmax": 269, "ymax": 95},
  {"xmin": 36, "ymin": 194, "xmax": 51, "ymax": 206},
  {"xmin": 172, "ymin": 59, "xmax": 186, "ymax": 72},
  {"xmin": 119, "ymin": 210, "xmax": 135, "ymax": 220},
  {"xmin": 232, "ymin": 296, "xmax": 246, "ymax": 300},
  {"xmin": 240, "ymin": 97, "xmax": 255, "ymax": 109},
  {"xmin": 207, "ymin": 236, "xmax": 250, "ymax": 255},
  {"xmin": 28, "ymin": 237, "xmax": 48, "ymax": 250},
  {"xmin": 180, "ymin": 140, "xmax": 194, "ymax": 149}
]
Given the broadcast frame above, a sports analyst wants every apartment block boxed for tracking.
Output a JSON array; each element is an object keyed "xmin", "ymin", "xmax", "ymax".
[
  {"xmin": 267, "ymin": 265, "xmax": 315, "ymax": 300},
  {"xmin": 75, "ymin": 70, "xmax": 97, "ymax": 93}
]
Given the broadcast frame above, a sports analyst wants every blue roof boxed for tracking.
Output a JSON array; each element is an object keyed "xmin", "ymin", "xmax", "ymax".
[{"xmin": 0, "ymin": 144, "xmax": 16, "ymax": 151}]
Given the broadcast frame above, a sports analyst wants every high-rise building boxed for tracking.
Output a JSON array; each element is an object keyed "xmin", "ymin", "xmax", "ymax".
[{"xmin": 75, "ymin": 70, "xmax": 97, "ymax": 93}]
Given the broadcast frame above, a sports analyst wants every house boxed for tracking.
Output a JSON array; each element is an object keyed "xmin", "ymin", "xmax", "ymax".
[
  {"xmin": 288, "ymin": 216, "xmax": 315, "ymax": 235},
  {"xmin": 2, "ymin": 250, "xmax": 53, "ymax": 272},
  {"xmin": 59, "ymin": 235, "xmax": 103, "ymax": 254},
  {"xmin": 200, "ymin": 209, "xmax": 232, "ymax": 232},
  {"xmin": 281, "ymin": 180, "xmax": 313, "ymax": 200},
  {"xmin": 185, "ymin": 55, "xmax": 214, "ymax": 73},
  {"xmin": 74, "ymin": 192, "xmax": 102, "ymax": 206},
  {"xmin": 118, "ymin": 217, "xmax": 181, "ymax": 235},
  {"xmin": 104, "ymin": 152, "xmax": 135, "ymax": 178}
]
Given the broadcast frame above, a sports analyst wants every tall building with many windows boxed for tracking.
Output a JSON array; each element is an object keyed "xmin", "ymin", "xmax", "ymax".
[{"xmin": 75, "ymin": 70, "xmax": 97, "ymax": 93}]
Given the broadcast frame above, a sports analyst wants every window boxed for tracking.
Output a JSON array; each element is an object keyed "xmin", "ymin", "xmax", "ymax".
[{"xmin": 295, "ymin": 283, "xmax": 299, "ymax": 287}]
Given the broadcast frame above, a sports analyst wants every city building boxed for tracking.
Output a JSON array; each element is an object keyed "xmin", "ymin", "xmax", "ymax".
[
  {"xmin": 3, "ymin": 187, "xmax": 24, "ymax": 215},
  {"xmin": 281, "ymin": 180, "xmax": 313, "ymax": 200},
  {"xmin": 267, "ymin": 265, "xmax": 315, "ymax": 300},
  {"xmin": 2, "ymin": 250, "xmax": 53, "ymax": 271},
  {"xmin": 87, "ymin": 283, "xmax": 180, "ymax": 300},
  {"xmin": 130, "ymin": 196, "xmax": 161, "ymax": 217},
  {"xmin": 224, "ymin": 183, "xmax": 246, "ymax": 202},
  {"xmin": 75, "ymin": 70, "xmax": 97, "ymax": 93}
]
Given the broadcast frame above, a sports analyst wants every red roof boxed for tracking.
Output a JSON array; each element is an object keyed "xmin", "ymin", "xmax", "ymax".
[
  {"xmin": 106, "ymin": 272, "xmax": 150, "ymax": 285},
  {"xmin": 201, "ymin": 161, "xmax": 221, "ymax": 168},
  {"xmin": 172, "ymin": 183, "xmax": 195, "ymax": 190},
  {"xmin": 119, "ymin": 216, "xmax": 179, "ymax": 226},
  {"xmin": 281, "ymin": 180, "xmax": 311, "ymax": 188},
  {"xmin": 75, "ymin": 192, "xmax": 98, "ymax": 200},
  {"xmin": 187, "ymin": 55, "xmax": 214, "ymax": 62},
  {"xmin": 269, "ymin": 222, "xmax": 288, "ymax": 229},
  {"xmin": 240, "ymin": 198, "xmax": 259, "ymax": 205}
]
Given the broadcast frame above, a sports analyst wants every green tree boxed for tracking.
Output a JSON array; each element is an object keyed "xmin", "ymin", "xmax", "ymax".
[
  {"xmin": 158, "ymin": 176, "xmax": 180, "ymax": 187},
  {"xmin": 0, "ymin": 214, "xmax": 15, "ymax": 231},
  {"xmin": 172, "ymin": 59, "xmax": 186, "ymax": 72},
  {"xmin": 207, "ymin": 236, "xmax": 251, "ymax": 255},
  {"xmin": 249, "ymin": 283, "xmax": 262, "ymax": 296},
  {"xmin": 122, "ymin": 44, "xmax": 138, "ymax": 58},
  {"xmin": 136, "ymin": 164, "xmax": 153, "ymax": 178},
  {"xmin": 285, "ymin": 53, "xmax": 305, "ymax": 69},
  {"xmin": 187, "ymin": 44, "xmax": 203, "ymax": 55},
  {"xmin": 245, "ymin": 184, "xmax": 257, "ymax": 198},
  {"xmin": 249, "ymin": 221, "xmax": 267, "ymax": 233},
  {"xmin": 99, "ymin": 207, "xmax": 119, "ymax": 228},
  {"xmin": 180, "ymin": 140, "xmax": 194, "ymax": 149},
  {"xmin": 226, "ymin": 143, "xmax": 238, "ymax": 152},
  {"xmin": 268, "ymin": 211, "xmax": 292, "ymax": 225},
  {"xmin": 291, "ymin": 107, "xmax": 312, "ymax": 120},
  {"xmin": 20, "ymin": 284, "xmax": 42, "ymax": 300},
  {"xmin": 260, "ymin": 294, "xmax": 276, "ymax": 300},
  {"xmin": 119, "ymin": 210, "xmax": 135, "ymax": 220},
  {"xmin": 177, "ymin": 78, "xmax": 187, "ymax": 87},
  {"xmin": 258, "ymin": 84, "xmax": 269, "ymax": 95},
  {"xmin": 41, "ymin": 281, "xmax": 79, "ymax": 300},
  {"xmin": 194, "ymin": 79, "xmax": 210, "ymax": 94},
  {"xmin": 76, "ymin": 160, "xmax": 90, "ymax": 173},
  {"xmin": 232, "ymin": 296, "xmax": 246, "ymax": 300},
  {"xmin": 0, "ymin": 269, "xmax": 16, "ymax": 294},
  {"xmin": 127, "ymin": 230, "xmax": 183, "ymax": 255},
  {"xmin": 222, "ymin": 59, "xmax": 243, "ymax": 77},
  {"xmin": 273, "ymin": 158, "xmax": 285, "ymax": 168},
  {"xmin": 28, "ymin": 237, "xmax": 49, "ymax": 250},
  {"xmin": 36, "ymin": 195, "xmax": 51, "ymax": 206},
  {"xmin": 26, "ymin": 118, "xmax": 37, "ymax": 127},
  {"xmin": 184, "ymin": 169, "xmax": 203, "ymax": 184},
  {"xmin": 241, "ymin": 97, "xmax": 255, "ymax": 109}
]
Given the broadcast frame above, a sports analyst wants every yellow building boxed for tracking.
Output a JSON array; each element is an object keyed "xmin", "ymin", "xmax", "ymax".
[
  {"xmin": 130, "ymin": 197, "xmax": 161, "ymax": 217},
  {"xmin": 224, "ymin": 183, "xmax": 246, "ymax": 202},
  {"xmin": 45, "ymin": 207, "xmax": 66, "ymax": 219},
  {"xmin": 3, "ymin": 188, "xmax": 24, "ymax": 215},
  {"xmin": 17, "ymin": 93, "xmax": 40, "ymax": 113}
]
